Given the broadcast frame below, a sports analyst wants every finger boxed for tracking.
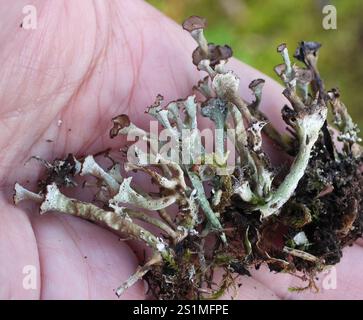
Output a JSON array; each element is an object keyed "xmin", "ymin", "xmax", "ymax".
[
  {"xmin": 212, "ymin": 268, "xmax": 280, "ymax": 300},
  {"xmin": 29, "ymin": 212, "xmax": 145, "ymax": 299},
  {"xmin": 249, "ymin": 245, "xmax": 363, "ymax": 299},
  {"xmin": 289, "ymin": 245, "xmax": 363, "ymax": 300},
  {"xmin": 0, "ymin": 202, "xmax": 40, "ymax": 299}
]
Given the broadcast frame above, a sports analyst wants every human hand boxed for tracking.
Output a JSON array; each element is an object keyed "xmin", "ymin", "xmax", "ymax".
[{"xmin": 0, "ymin": 0, "xmax": 362, "ymax": 299}]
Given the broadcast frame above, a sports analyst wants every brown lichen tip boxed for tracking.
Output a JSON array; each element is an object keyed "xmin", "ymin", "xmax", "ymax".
[
  {"xmin": 248, "ymin": 78, "xmax": 265, "ymax": 91},
  {"xmin": 182, "ymin": 15, "xmax": 207, "ymax": 32},
  {"xmin": 293, "ymin": 66, "xmax": 314, "ymax": 85},
  {"xmin": 192, "ymin": 44, "xmax": 233, "ymax": 67},
  {"xmin": 294, "ymin": 41, "xmax": 322, "ymax": 62},
  {"xmin": 109, "ymin": 114, "xmax": 131, "ymax": 138},
  {"xmin": 148, "ymin": 94, "xmax": 164, "ymax": 109},
  {"xmin": 277, "ymin": 43, "xmax": 287, "ymax": 53},
  {"xmin": 273, "ymin": 63, "xmax": 286, "ymax": 77},
  {"xmin": 327, "ymin": 87, "xmax": 341, "ymax": 100}
]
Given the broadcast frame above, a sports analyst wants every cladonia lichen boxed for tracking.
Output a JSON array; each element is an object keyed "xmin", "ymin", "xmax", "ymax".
[{"xmin": 13, "ymin": 16, "xmax": 362, "ymax": 299}]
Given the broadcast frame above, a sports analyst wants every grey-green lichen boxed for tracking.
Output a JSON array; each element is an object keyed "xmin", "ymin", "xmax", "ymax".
[{"xmin": 13, "ymin": 16, "xmax": 362, "ymax": 299}]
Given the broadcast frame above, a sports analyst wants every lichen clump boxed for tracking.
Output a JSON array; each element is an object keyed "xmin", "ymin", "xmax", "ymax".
[{"xmin": 14, "ymin": 16, "xmax": 362, "ymax": 299}]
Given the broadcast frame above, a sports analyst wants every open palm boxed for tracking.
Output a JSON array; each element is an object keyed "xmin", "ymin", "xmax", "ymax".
[{"xmin": 0, "ymin": 0, "xmax": 362, "ymax": 300}]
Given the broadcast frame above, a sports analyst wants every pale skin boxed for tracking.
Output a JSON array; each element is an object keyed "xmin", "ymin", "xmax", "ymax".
[{"xmin": 0, "ymin": 0, "xmax": 362, "ymax": 299}]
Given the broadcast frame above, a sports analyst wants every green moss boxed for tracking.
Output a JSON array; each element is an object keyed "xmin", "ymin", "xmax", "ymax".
[{"xmin": 214, "ymin": 253, "xmax": 233, "ymax": 265}]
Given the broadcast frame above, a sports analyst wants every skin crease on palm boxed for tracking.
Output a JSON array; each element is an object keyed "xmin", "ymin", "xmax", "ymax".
[{"xmin": 0, "ymin": 0, "xmax": 362, "ymax": 300}]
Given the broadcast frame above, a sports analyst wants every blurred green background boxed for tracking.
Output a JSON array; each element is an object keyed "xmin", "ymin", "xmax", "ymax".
[{"xmin": 147, "ymin": 0, "xmax": 363, "ymax": 131}]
